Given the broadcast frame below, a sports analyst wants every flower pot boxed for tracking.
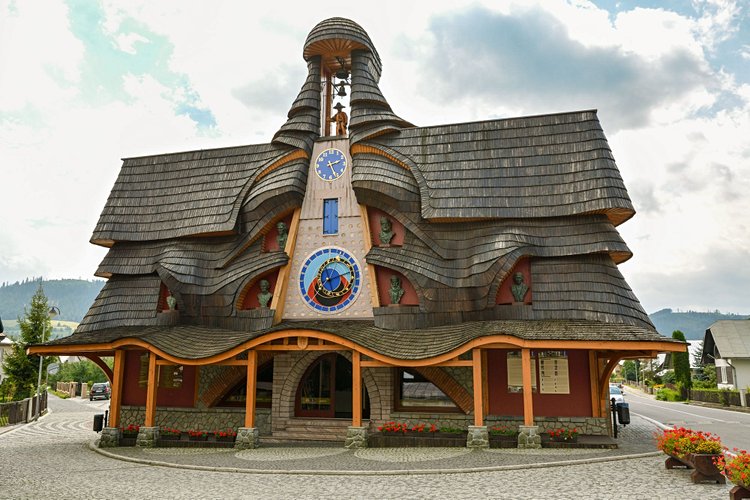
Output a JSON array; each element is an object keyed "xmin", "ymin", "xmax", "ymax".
[
  {"xmin": 729, "ymin": 479, "xmax": 750, "ymax": 500},
  {"xmin": 215, "ymin": 436, "xmax": 235, "ymax": 443},
  {"xmin": 688, "ymin": 453, "xmax": 725, "ymax": 484},
  {"xmin": 188, "ymin": 435, "xmax": 208, "ymax": 441},
  {"xmin": 160, "ymin": 434, "xmax": 181, "ymax": 441},
  {"xmin": 664, "ymin": 453, "xmax": 692, "ymax": 469}
]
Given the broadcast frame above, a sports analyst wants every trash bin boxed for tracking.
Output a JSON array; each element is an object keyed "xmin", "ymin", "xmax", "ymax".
[
  {"xmin": 616, "ymin": 402, "xmax": 630, "ymax": 425},
  {"xmin": 93, "ymin": 413, "xmax": 104, "ymax": 433}
]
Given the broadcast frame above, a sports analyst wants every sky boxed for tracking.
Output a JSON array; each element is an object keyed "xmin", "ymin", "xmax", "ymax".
[{"xmin": 1, "ymin": 0, "xmax": 748, "ymax": 315}]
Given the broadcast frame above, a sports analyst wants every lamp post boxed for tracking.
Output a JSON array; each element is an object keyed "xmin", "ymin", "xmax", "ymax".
[{"xmin": 35, "ymin": 306, "xmax": 60, "ymax": 420}]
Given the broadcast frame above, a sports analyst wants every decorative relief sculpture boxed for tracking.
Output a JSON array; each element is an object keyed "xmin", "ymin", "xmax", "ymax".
[
  {"xmin": 389, "ymin": 275, "xmax": 404, "ymax": 305},
  {"xmin": 379, "ymin": 216, "xmax": 394, "ymax": 246},
  {"xmin": 511, "ymin": 272, "xmax": 529, "ymax": 302},
  {"xmin": 257, "ymin": 279, "xmax": 273, "ymax": 308},
  {"xmin": 276, "ymin": 222, "xmax": 288, "ymax": 251},
  {"xmin": 166, "ymin": 292, "xmax": 177, "ymax": 311}
]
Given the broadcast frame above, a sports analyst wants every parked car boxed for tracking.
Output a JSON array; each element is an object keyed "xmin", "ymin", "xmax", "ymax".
[
  {"xmin": 609, "ymin": 385, "xmax": 625, "ymax": 404},
  {"xmin": 90, "ymin": 382, "xmax": 111, "ymax": 401}
]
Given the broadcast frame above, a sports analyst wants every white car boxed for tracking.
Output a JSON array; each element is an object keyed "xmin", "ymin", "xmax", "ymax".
[{"xmin": 609, "ymin": 385, "xmax": 625, "ymax": 404}]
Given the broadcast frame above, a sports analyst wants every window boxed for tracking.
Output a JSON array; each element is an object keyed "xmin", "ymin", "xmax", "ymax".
[
  {"xmin": 323, "ymin": 198, "xmax": 338, "ymax": 234},
  {"xmin": 395, "ymin": 369, "xmax": 458, "ymax": 412}
]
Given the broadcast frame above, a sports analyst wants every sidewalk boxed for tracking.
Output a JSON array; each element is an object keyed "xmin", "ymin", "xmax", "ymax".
[{"xmin": 92, "ymin": 415, "xmax": 661, "ymax": 475}]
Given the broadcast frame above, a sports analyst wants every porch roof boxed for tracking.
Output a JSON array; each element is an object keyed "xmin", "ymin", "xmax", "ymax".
[{"xmin": 35, "ymin": 319, "xmax": 682, "ymax": 362}]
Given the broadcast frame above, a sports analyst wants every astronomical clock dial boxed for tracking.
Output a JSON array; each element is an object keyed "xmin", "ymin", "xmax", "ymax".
[
  {"xmin": 314, "ymin": 148, "xmax": 347, "ymax": 181},
  {"xmin": 299, "ymin": 247, "xmax": 361, "ymax": 312}
]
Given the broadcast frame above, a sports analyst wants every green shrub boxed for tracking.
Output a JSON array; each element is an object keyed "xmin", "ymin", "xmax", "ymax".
[{"xmin": 656, "ymin": 388, "xmax": 683, "ymax": 401}]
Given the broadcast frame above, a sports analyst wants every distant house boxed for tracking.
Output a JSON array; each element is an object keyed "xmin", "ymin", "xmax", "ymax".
[
  {"xmin": 701, "ymin": 320, "xmax": 750, "ymax": 389},
  {"xmin": 0, "ymin": 334, "xmax": 12, "ymax": 384}
]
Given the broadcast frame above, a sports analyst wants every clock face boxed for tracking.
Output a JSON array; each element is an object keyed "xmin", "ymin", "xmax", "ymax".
[
  {"xmin": 299, "ymin": 247, "xmax": 361, "ymax": 312},
  {"xmin": 315, "ymin": 148, "xmax": 347, "ymax": 181}
]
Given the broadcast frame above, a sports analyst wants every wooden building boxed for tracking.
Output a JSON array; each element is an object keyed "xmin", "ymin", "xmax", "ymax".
[{"xmin": 30, "ymin": 18, "xmax": 684, "ymax": 448}]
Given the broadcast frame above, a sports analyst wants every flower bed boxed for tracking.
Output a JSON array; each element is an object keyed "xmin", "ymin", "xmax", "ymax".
[
  {"xmin": 188, "ymin": 430, "xmax": 209, "ymax": 441},
  {"xmin": 368, "ymin": 422, "xmax": 466, "ymax": 448},
  {"xmin": 213, "ymin": 428, "xmax": 237, "ymax": 442},
  {"xmin": 159, "ymin": 427, "xmax": 182, "ymax": 441},
  {"xmin": 489, "ymin": 425, "xmax": 518, "ymax": 449}
]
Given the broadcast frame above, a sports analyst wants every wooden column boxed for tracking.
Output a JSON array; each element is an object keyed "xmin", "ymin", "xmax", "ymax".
[
  {"xmin": 472, "ymin": 348, "xmax": 484, "ymax": 426},
  {"xmin": 109, "ymin": 350, "xmax": 125, "ymax": 428},
  {"xmin": 589, "ymin": 351, "xmax": 601, "ymax": 418},
  {"xmin": 144, "ymin": 352, "xmax": 158, "ymax": 427},
  {"xmin": 521, "ymin": 348, "xmax": 534, "ymax": 426},
  {"xmin": 352, "ymin": 351, "xmax": 362, "ymax": 427},
  {"xmin": 244, "ymin": 350, "xmax": 258, "ymax": 428}
]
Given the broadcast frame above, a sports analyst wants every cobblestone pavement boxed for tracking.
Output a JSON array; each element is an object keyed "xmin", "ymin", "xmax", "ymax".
[{"xmin": 0, "ymin": 395, "xmax": 734, "ymax": 499}]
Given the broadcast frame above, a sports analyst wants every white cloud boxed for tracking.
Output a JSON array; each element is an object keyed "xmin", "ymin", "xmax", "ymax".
[{"xmin": 1, "ymin": 0, "xmax": 749, "ymax": 318}]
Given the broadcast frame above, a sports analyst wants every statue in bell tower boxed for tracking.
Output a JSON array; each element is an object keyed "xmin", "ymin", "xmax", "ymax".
[{"xmin": 330, "ymin": 102, "xmax": 348, "ymax": 136}]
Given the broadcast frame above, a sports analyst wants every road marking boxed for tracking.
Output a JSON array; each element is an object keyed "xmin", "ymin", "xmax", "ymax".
[{"xmin": 632, "ymin": 400, "xmax": 734, "ymax": 422}]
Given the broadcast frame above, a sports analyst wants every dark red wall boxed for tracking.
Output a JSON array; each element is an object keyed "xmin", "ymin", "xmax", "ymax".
[
  {"xmin": 487, "ymin": 349, "xmax": 592, "ymax": 417},
  {"xmin": 121, "ymin": 350, "xmax": 197, "ymax": 407},
  {"xmin": 375, "ymin": 267, "xmax": 419, "ymax": 306}
]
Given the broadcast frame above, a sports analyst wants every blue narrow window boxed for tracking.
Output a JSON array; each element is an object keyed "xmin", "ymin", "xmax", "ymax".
[{"xmin": 323, "ymin": 198, "xmax": 338, "ymax": 234}]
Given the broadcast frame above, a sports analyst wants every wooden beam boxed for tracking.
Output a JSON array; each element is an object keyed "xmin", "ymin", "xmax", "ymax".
[
  {"xmin": 109, "ymin": 350, "xmax": 125, "ymax": 429},
  {"xmin": 472, "ymin": 348, "xmax": 483, "ymax": 427},
  {"xmin": 26, "ymin": 332, "xmax": 687, "ymax": 370},
  {"xmin": 254, "ymin": 344, "xmax": 349, "ymax": 352},
  {"xmin": 271, "ymin": 207, "xmax": 301, "ymax": 324},
  {"xmin": 85, "ymin": 355, "xmax": 114, "ymax": 383},
  {"xmin": 245, "ymin": 350, "xmax": 258, "ymax": 428},
  {"xmin": 481, "ymin": 350, "xmax": 489, "ymax": 419},
  {"xmin": 599, "ymin": 356, "xmax": 623, "ymax": 416},
  {"xmin": 352, "ymin": 351, "xmax": 362, "ymax": 427},
  {"xmin": 144, "ymin": 352, "xmax": 158, "ymax": 427},
  {"xmin": 521, "ymin": 348, "xmax": 534, "ymax": 426},
  {"xmin": 588, "ymin": 351, "xmax": 600, "ymax": 418}
]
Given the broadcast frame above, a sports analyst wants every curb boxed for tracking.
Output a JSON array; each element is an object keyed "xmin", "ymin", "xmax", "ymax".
[{"xmin": 89, "ymin": 440, "xmax": 662, "ymax": 476}]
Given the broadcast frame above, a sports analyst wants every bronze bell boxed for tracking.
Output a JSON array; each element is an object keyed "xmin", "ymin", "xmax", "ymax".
[
  {"xmin": 335, "ymin": 69, "xmax": 349, "ymax": 80},
  {"xmin": 336, "ymin": 82, "xmax": 347, "ymax": 97}
]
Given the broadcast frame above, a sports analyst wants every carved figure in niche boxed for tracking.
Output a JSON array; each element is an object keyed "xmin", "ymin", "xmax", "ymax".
[
  {"xmin": 276, "ymin": 222, "xmax": 288, "ymax": 250},
  {"xmin": 389, "ymin": 275, "xmax": 404, "ymax": 305},
  {"xmin": 330, "ymin": 102, "xmax": 348, "ymax": 136},
  {"xmin": 379, "ymin": 216, "xmax": 394, "ymax": 245},
  {"xmin": 511, "ymin": 272, "xmax": 529, "ymax": 302},
  {"xmin": 257, "ymin": 279, "xmax": 273, "ymax": 308},
  {"xmin": 166, "ymin": 291, "xmax": 177, "ymax": 311}
]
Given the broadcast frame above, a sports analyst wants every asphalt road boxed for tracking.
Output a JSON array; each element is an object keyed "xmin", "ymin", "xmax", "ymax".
[{"xmin": 626, "ymin": 386, "xmax": 750, "ymax": 451}]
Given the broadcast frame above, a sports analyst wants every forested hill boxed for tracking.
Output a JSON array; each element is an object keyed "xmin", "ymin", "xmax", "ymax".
[
  {"xmin": 650, "ymin": 308, "xmax": 750, "ymax": 340},
  {"xmin": 0, "ymin": 278, "xmax": 104, "ymax": 323}
]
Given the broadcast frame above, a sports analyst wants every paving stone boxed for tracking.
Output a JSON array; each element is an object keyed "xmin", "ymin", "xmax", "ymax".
[{"xmin": 0, "ymin": 394, "xmax": 734, "ymax": 499}]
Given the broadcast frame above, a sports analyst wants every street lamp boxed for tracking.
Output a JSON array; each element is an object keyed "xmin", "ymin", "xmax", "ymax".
[{"xmin": 35, "ymin": 306, "xmax": 60, "ymax": 420}]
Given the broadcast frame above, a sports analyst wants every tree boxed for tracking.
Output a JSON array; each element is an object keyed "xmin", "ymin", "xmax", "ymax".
[
  {"xmin": 672, "ymin": 330, "xmax": 692, "ymax": 393},
  {"xmin": 691, "ymin": 340, "xmax": 704, "ymax": 368},
  {"xmin": 48, "ymin": 359, "xmax": 110, "ymax": 388},
  {"xmin": 1, "ymin": 284, "xmax": 56, "ymax": 400},
  {"xmin": 622, "ymin": 360, "xmax": 637, "ymax": 381}
]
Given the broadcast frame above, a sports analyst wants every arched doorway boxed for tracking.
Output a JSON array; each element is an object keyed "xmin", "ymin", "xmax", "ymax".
[{"xmin": 295, "ymin": 353, "xmax": 369, "ymax": 419}]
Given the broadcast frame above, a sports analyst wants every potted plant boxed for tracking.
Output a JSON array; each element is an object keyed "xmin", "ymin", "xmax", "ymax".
[
  {"xmin": 120, "ymin": 424, "xmax": 139, "ymax": 438},
  {"xmin": 160, "ymin": 427, "xmax": 181, "ymax": 441},
  {"xmin": 489, "ymin": 425, "xmax": 518, "ymax": 448},
  {"xmin": 213, "ymin": 428, "xmax": 237, "ymax": 442},
  {"xmin": 547, "ymin": 427, "xmax": 578, "ymax": 443},
  {"xmin": 688, "ymin": 439, "xmax": 725, "ymax": 484},
  {"xmin": 187, "ymin": 430, "xmax": 208, "ymax": 441},
  {"xmin": 656, "ymin": 426, "xmax": 725, "ymax": 483},
  {"xmin": 716, "ymin": 448, "xmax": 750, "ymax": 495}
]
